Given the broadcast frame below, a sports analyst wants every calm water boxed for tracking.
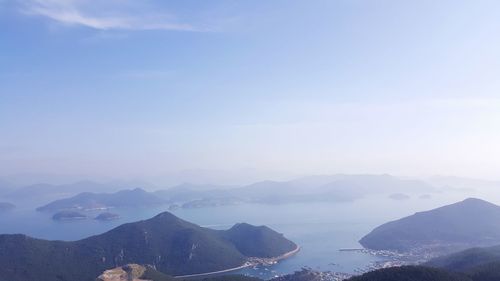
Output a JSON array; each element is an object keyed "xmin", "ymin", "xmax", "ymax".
[{"xmin": 0, "ymin": 192, "xmax": 474, "ymax": 278}]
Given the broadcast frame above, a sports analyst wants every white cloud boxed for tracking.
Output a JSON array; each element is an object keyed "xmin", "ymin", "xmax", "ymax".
[{"xmin": 21, "ymin": 0, "xmax": 200, "ymax": 31}]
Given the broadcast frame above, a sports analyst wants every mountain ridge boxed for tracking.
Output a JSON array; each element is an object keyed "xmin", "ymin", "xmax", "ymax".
[
  {"xmin": 360, "ymin": 198, "xmax": 500, "ymax": 254},
  {"xmin": 0, "ymin": 211, "xmax": 297, "ymax": 281},
  {"xmin": 37, "ymin": 188, "xmax": 166, "ymax": 212}
]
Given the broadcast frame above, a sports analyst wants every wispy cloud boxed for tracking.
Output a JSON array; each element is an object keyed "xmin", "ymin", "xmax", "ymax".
[{"xmin": 20, "ymin": 0, "xmax": 201, "ymax": 31}]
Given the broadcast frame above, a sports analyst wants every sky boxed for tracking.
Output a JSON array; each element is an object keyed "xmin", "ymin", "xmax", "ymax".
[{"xmin": 1, "ymin": 0, "xmax": 500, "ymax": 184}]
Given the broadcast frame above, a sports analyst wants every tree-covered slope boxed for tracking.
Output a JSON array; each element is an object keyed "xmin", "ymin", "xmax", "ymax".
[
  {"xmin": 347, "ymin": 266, "xmax": 472, "ymax": 281},
  {"xmin": 0, "ymin": 212, "xmax": 296, "ymax": 281},
  {"xmin": 360, "ymin": 198, "xmax": 500, "ymax": 252},
  {"xmin": 465, "ymin": 261, "xmax": 500, "ymax": 281},
  {"xmin": 221, "ymin": 223, "xmax": 298, "ymax": 257},
  {"xmin": 427, "ymin": 245, "xmax": 500, "ymax": 271}
]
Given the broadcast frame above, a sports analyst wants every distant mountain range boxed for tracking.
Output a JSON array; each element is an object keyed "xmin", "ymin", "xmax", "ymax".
[
  {"xmin": 37, "ymin": 188, "xmax": 165, "ymax": 212},
  {"xmin": 4, "ymin": 174, "xmax": 496, "ymax": 209},
  {"xmin": 33, "ymin": 174, "xmax": 438, "ymax": 212},
  {"xmin": 360, "ymin": 198, "xmax": 500, "ymax": 254},
  {"xmin": 1, "ymin": 180, "xmax": 145, "ymax": 205},
  {"xmin": 222, "ymin": 174, "xmax": 436, "ymax": 204},
  {"xmin": 425, "ymin": 176, "xmax": 500, "ymax": 191},
  {"xmin": 0, "ymin": 211, "xmax": 297, "ymax": 281}
]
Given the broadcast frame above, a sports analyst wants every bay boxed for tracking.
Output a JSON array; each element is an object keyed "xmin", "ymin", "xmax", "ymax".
[{"xmin": 0, "ymin": 192, "xmax": 470, "ymax": 278}]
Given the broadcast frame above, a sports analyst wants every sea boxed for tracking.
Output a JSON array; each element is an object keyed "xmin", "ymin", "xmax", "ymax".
[{"xmin": 0, "ymin": 192, "xmax": 477, "ymax": 279}]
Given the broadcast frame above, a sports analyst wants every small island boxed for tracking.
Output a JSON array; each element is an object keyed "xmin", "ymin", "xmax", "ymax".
[
  {"xmin": 168, "ymin": 204, "xmax": 180, "ymax": 211},
  {"xmin": 419, "ymin": 194, "xmax": 432, "ymax": 199},
  {"xmin": 0, "ymin": 202, "xmax": 15, "ymax": 212},
  {"xmin": 52, "ymin": 211, "xmax": 87, "ymax": 221},
  {"xmin": 388, "ymin": 193, "xmax": 410, "ymax": 201},
  {"xmin": 95, "ymin": 212, "xmax": 120, "ymax": 221}
]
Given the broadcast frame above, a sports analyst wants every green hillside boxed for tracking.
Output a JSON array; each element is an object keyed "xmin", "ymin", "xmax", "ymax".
[
  {"xmin": 347, "ymin": 266, "xmax": 472, "ymax": 281},
  {"xmin": 427, "ymin": 245, "xmax": 500, "ymax": 271},
  {"xmin": 360, "ymin": 198, "xmax": 500, "ymax": 252},
  {"xmin": 0, "ymin": 212, "xmax": 296, "ymax": 281}
]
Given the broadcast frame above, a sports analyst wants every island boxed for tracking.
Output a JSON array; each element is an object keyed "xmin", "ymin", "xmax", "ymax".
[
  {"xmin": 37, "ymin": 188, "xmax": 166, "ymax": 212},
  {"xmin": 94, "ymin": 212, "xmax": 120, "ymax": 221},
  {"xmin": 168, "ymin": 204, "xmax": 180, "ymax": 211},
  {"xmin": 419, "ymin": 194, "xmax": 432, "ymax": 199},
  {"xmin": 0, "ymin": 202, "xmax": 15, "ymax": 212},
  {"xmin": 52, "ymin": 210, "xmax": 87, "ymax": 221}
]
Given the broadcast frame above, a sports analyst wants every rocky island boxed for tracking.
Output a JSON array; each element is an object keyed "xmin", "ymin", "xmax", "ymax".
[
  {"xmin": 0, "ymin": 202, "xmax": 15, "ymax": 212},
  {"xmin": 52, "ymin": 210, "xmax": 87, "ymax": 221},
  {"xmin": 388, "ymin": 193, "xmax": 410, "ymax": 200},
  {"xmin": 95, "ymin": 212, "xmax": 120, "ymax": 221}
]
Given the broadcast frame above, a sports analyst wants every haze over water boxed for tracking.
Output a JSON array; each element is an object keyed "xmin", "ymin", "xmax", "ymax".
[
  {"xmin": 2, "ymin": 1, "xmax": 500, "ymax": 280},
  {"xmin": 0, "ymin": 189, "xmax": 479, "ymax": 277}
]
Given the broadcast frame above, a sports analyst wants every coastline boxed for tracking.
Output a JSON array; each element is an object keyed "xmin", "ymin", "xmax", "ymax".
[
  {"xmin": 174, "ymin": 245, "xmax": 301, "ymax": 279},
  {"xmin": 272, "ymin": 244, "xmax": 302, "ymax": 262}
]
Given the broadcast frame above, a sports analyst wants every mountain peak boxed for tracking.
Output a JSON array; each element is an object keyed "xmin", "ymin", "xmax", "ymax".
[
  {"xmin": 442, "ymin": 197, "xmax": 500, "ymax": 212},
  {"xmin": 460, "ymin": 197, "xmax": 493, "ymax": 205},
  {"xmin": 151, "ymin": 211, "xmax": 179, "ymax": 221}
]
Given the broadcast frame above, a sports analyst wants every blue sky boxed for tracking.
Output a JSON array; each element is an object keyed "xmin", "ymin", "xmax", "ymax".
[{"xmin": 2, "ymin": 0, "xmax": 500, "ymax": 183}]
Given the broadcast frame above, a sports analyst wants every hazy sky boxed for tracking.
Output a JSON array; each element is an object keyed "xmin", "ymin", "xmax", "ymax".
[{"xmin": 2, "ymin": 0, "xmax": 500, "ymax": 182}]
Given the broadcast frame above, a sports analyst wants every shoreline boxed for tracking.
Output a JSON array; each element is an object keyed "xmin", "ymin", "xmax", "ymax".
[
  {"xmin": 174, "ymin": 245, "xmax": 301, "ymax": 279},
  {"xmin": 273, "ymin": 244, "xmax": 302, "ymax": 262}
]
